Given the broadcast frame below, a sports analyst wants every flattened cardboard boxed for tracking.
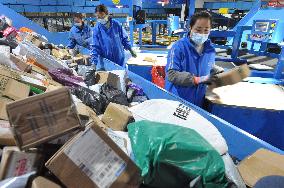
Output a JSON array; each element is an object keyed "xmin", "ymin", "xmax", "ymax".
[
  {"xmin": 95, "ymin": 72, "xmax": 120, "ymax": 89},
  {"xmin": 0, "ymin": 147, "xmax": 41, "ymax": 180},
  {"xmin": 238, "ymin": 149, "xmax": 284, "ymax": 187},
  {"xmin": 2, "ymin": 79, "xmax": 30, "ymax": 100},
  {"xmin": 0, "ymin": 120, "xmax": 16, "ymax": 146},
  {"xmin": 46, "ymin": 123, "xmax": 141, "ymax": 188},
  {"xmin": 32, "ymin": 176, "xmax": 61, "ymax": 188},
  {"xmin": 6, "ymin": 87, "xmax": 83, "ymax": 150},
  {"xmin": 102, "ymin": 103, "xmax": 134, "ymax": 131},
  {"xmin": 0, "ymin": 97, "xmax": 13, "ymax": 120}
]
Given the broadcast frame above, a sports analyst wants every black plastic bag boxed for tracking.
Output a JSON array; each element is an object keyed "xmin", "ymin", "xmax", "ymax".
[
  {"xmin": 71, "ymin": 86, "xmax": 107, "ymax": 115},
  {"xmin": 100, "ymin": 84, "xmax": 129, "ymax": 106}
]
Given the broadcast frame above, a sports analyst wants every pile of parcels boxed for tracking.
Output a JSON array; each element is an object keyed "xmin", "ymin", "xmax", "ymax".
[{"xmin": 0, "ymin": 31, "xmax": 282, "ymax": 188}]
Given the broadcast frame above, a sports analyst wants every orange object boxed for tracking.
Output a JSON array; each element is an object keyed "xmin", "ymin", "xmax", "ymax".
[
  {"xmin": 27, "ymin": 58, "xmax": 48, "ymax": 71},
  {"xmin": 19, "ymin": 27, "xmax": 33, "ymax": 33}
]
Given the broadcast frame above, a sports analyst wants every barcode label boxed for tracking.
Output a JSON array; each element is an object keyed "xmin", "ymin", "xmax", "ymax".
[{"xmin": 64, "ymin": 128, "xmax": 126, "ymax": 188}]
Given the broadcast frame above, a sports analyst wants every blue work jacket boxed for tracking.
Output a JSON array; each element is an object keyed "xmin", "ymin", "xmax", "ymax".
[
  {"xmin": 165, "ymin": 37, "xmax": 216, "ymax": 107},
  {"xmin": 90, "ymin": 18, "xmax": 131, "ymax": 67},
  {"xmin": 67, "ymin": 23, "xmax": 92, "ymax": 51}
]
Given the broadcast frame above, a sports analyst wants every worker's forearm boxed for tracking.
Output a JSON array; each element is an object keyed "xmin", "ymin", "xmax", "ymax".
[{"xmin": 167, "ymin": 69, "xmax": 195, "ymax": 87}]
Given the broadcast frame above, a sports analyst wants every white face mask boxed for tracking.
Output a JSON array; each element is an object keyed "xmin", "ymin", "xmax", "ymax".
[
  {"xmin": 191, "ymin": 32, "xmax": 209, "ymax": 45},
  {"xmin": 74, "ymin": 22, "xmax": 82, "ymax": 27},
  {"xmin": 97, "ymin": 16, "xmax": 109, "ymax": 25}
]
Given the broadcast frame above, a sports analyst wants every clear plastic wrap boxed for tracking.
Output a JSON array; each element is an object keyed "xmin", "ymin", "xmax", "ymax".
[
  {"xmin": 222, "ymin": 153, "xmax": 246, "ymax": 188},
  {"xmin": 17, "ymin": 41, "xmax": 68, "ymax": 70}
]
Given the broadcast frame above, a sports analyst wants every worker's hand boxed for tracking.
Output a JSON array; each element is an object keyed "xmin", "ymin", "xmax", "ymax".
[
  {"xmin": 130, "ymin": 49, "xmax": 137, "ymax": 58},
  {"xmin": 193, "ymin": 75, "xmax": 210, "ymax": 85},
  {"xmin": 200, "ymin": 75, "xmax": 218, "ymax": 85}
]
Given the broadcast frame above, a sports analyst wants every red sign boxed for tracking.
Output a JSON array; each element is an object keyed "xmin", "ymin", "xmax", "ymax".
[{"xmin": 268, "ymin": 0, "xmax": 284, "ymax": 7}]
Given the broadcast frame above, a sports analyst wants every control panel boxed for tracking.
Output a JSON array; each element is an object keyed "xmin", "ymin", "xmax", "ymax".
[{"xmin": 249, "ymin": 19, "xmax": 284, "ymax": 43}]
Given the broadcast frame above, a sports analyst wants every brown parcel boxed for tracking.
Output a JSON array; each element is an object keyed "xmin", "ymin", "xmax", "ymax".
[
  {"xmin": 46, "ymin": 123, "xmax": 141, "ymax": 188},
  {"xmin": 238, "ymin": 149, "xmax": 284, "ymax": 187},
  {"xmin": 95, "ymin": 72, "xmax": 120, "ymax": 89},
  {"xmin": 2, "ymin": 79, "xmax": 30, "ymax": 100},
  {"xmin": 0, "ymin": 120, "xmax": 16, "ymax": 146},
  {"xmin": 214, "ymin": 64, "xmax": 251, "ymax": 87},
  {"xmin": 10, "ymin": 54, "xmax": 32, "ymax": 72},
  {"xmin": 0, "ymin": 97, "xmax": 13, "ymax": 120},
  {"xmin": 6, "ymin": 87, "xmax": 83, "ymax": 150},
  {"xmin": 32, "ymin": 176, "xmax": 61, "ymax": 188},
  {"xmin": 0, "ymin": 146, "xmax": 41, "ymax": 180},
  {"xmin": 102, "ymin": 103, "xmax": 134, "ymax": 131}
]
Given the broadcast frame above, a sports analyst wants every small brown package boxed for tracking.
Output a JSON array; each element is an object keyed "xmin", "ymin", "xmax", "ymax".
[
  {"xmin": 102, "ymin": 103, "xmax": 134, "ymax": 131},
  {"xmin": 46, "ymin": 123, "xmax": 141, "ymax": 188},
  {"xmin": 32, "ymin": 176, "xmax": 61, "ymax": 188},
  {"xmin": 0, "ymin": 97, "xmax": 13, "ymax": 120},
  {"xmin": 0, "ymin": 147, "xmax": 41, "ymax": 180},
  {"xmin": 0, "ymin": 120, "xmax": 16, "ymax": 146},
  {"xmin": 238, "ymin": 149, "xmax": 284, "ymax": 187},
  {"xmin": 6, "ymin": 87, "xmax": 83, "ymax": 150},
  {"xmin": 214, "ymin": 64, "xmax": 251, "ymax": 87},
  {"xmin": 95, "ymin": 72, "xmax": 120, "ymax": 89},
  {"xmin": 2, "ymin": 79, "xmax": 30, "ymax": 100},
  {"xmin": 10, "ymin": 54, "xmax": 32, "ymax": 72}
]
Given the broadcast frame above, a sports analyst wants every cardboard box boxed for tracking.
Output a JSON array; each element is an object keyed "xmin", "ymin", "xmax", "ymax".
[
  {"xmin": 25, "ymin": 34, "xmax": 43, "ymax": 48},
  {"xmin": 46, "ymin": 85, "xmax": 63, "ymax": 92},
  {"xmin": 214, "ymin": 64, "xmax": 250, "ymax": 87},
  {"xmin": 10, "ymin": 54, "xmax": 31, "ymax": 72},
  {"xmin": 73, "ymin": 56, "xmax": 84, "ymax": 65},
  {"xmin": 0, "ymin": 75, "xmax": 10, "ymax": 93},
  {"xmin": 46, "ymin": 123, "xmax": 141, "ymax": 188},
  {"xmin": 89, "ymin": 113, "xmax": 108, "ymax": 131},
  {"xmin": 102, "ymin": 103, "xmax": 134, "ymax": 131},
  {"xmin": 2, "ymin": 79, "xmax": 30, "ymax": 100},
  {"xmin": 0, "ymin": 120, "xmax": 16, "ymax": 146},
  {"xmin": 52, "ymin": 49, "xmax": 71, "ymax": 60},
  {"xmin": 95, "ymin": 72, "xmax": 120, "ymax": 89},
  {"xmin": 0, "ymin": 147, "xmax": 41, "ymax": 180},
  {"xmin": 0, "ymin": 97, "xmax": 13, "ymax": 120},
  {"xmin": 238, "ymin": 149, "xmax": 284, "ymax": 187},
  {"xmin": 6, "ymin": 87, "xmax": 83, "ymax": 150},
  {"xmin": 32, "ymin": 176, "xmax": 61, "ymax": 188},
  {"xmin": 84, "ymin": 55, "xmax": 91, "ymax": 65}
]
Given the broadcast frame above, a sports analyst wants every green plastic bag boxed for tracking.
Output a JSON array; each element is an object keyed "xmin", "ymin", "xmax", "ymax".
[{"xmin": 128, "ymin": 120, "xmax": 228, "ymax": 188}]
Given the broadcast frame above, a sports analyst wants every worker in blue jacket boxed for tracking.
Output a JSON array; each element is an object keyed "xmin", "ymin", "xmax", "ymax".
[
  {"xmin": 165, "ymin": 11, "xmax": 223, "ymax": 107},
  {"xmin": 67, "ymin": 13, "xmax": 92, "ymax": 55},
  {"xmin": 90, "ymin": 4, "xmax": 137, "ymax": 69}
]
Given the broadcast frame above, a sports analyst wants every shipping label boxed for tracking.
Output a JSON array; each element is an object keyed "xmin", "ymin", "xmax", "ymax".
[{"xmin": 64, "ymin": 128, "xmax": 126, "ymax": 188}]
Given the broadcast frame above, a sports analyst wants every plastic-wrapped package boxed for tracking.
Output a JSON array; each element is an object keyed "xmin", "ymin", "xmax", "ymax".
[
  {"xmin": 222, "ymin": 153, "xmax": 246, "ymax": 188},
  {"xmin": 0, "ymin": 53, "xmax": 20, "ymax": 71},
  {"xmin": 100, "ymin": 83, "xmax": 129, "ymax": 107},
  {"xmin": 129, "ymin": 99, "xmax": 228, "ymax": 155},
  {"xmin": 127, "ymin": 83, "xmax": 144, "ymax": 96},
  {"xmin": 128, "ymin": 120, "xmax": 228, "ymax": 188},
  {"xmin": 48, "ymin": 68, "xmax": 84, "ymax": 87},
  {"xmin": 0, "ymin": 172, "xmax": 35, "ymax": 188},
  {"xmin": 109, "ymin": 70, "xmax": 127, "ymax": 93},
  {"xmin": 71, "ymin": 86, "xmax": 107, "ymax": 115},
  {"xmin": 17, "ymin": 41, "xmax": 68, "ymax": 70}
]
